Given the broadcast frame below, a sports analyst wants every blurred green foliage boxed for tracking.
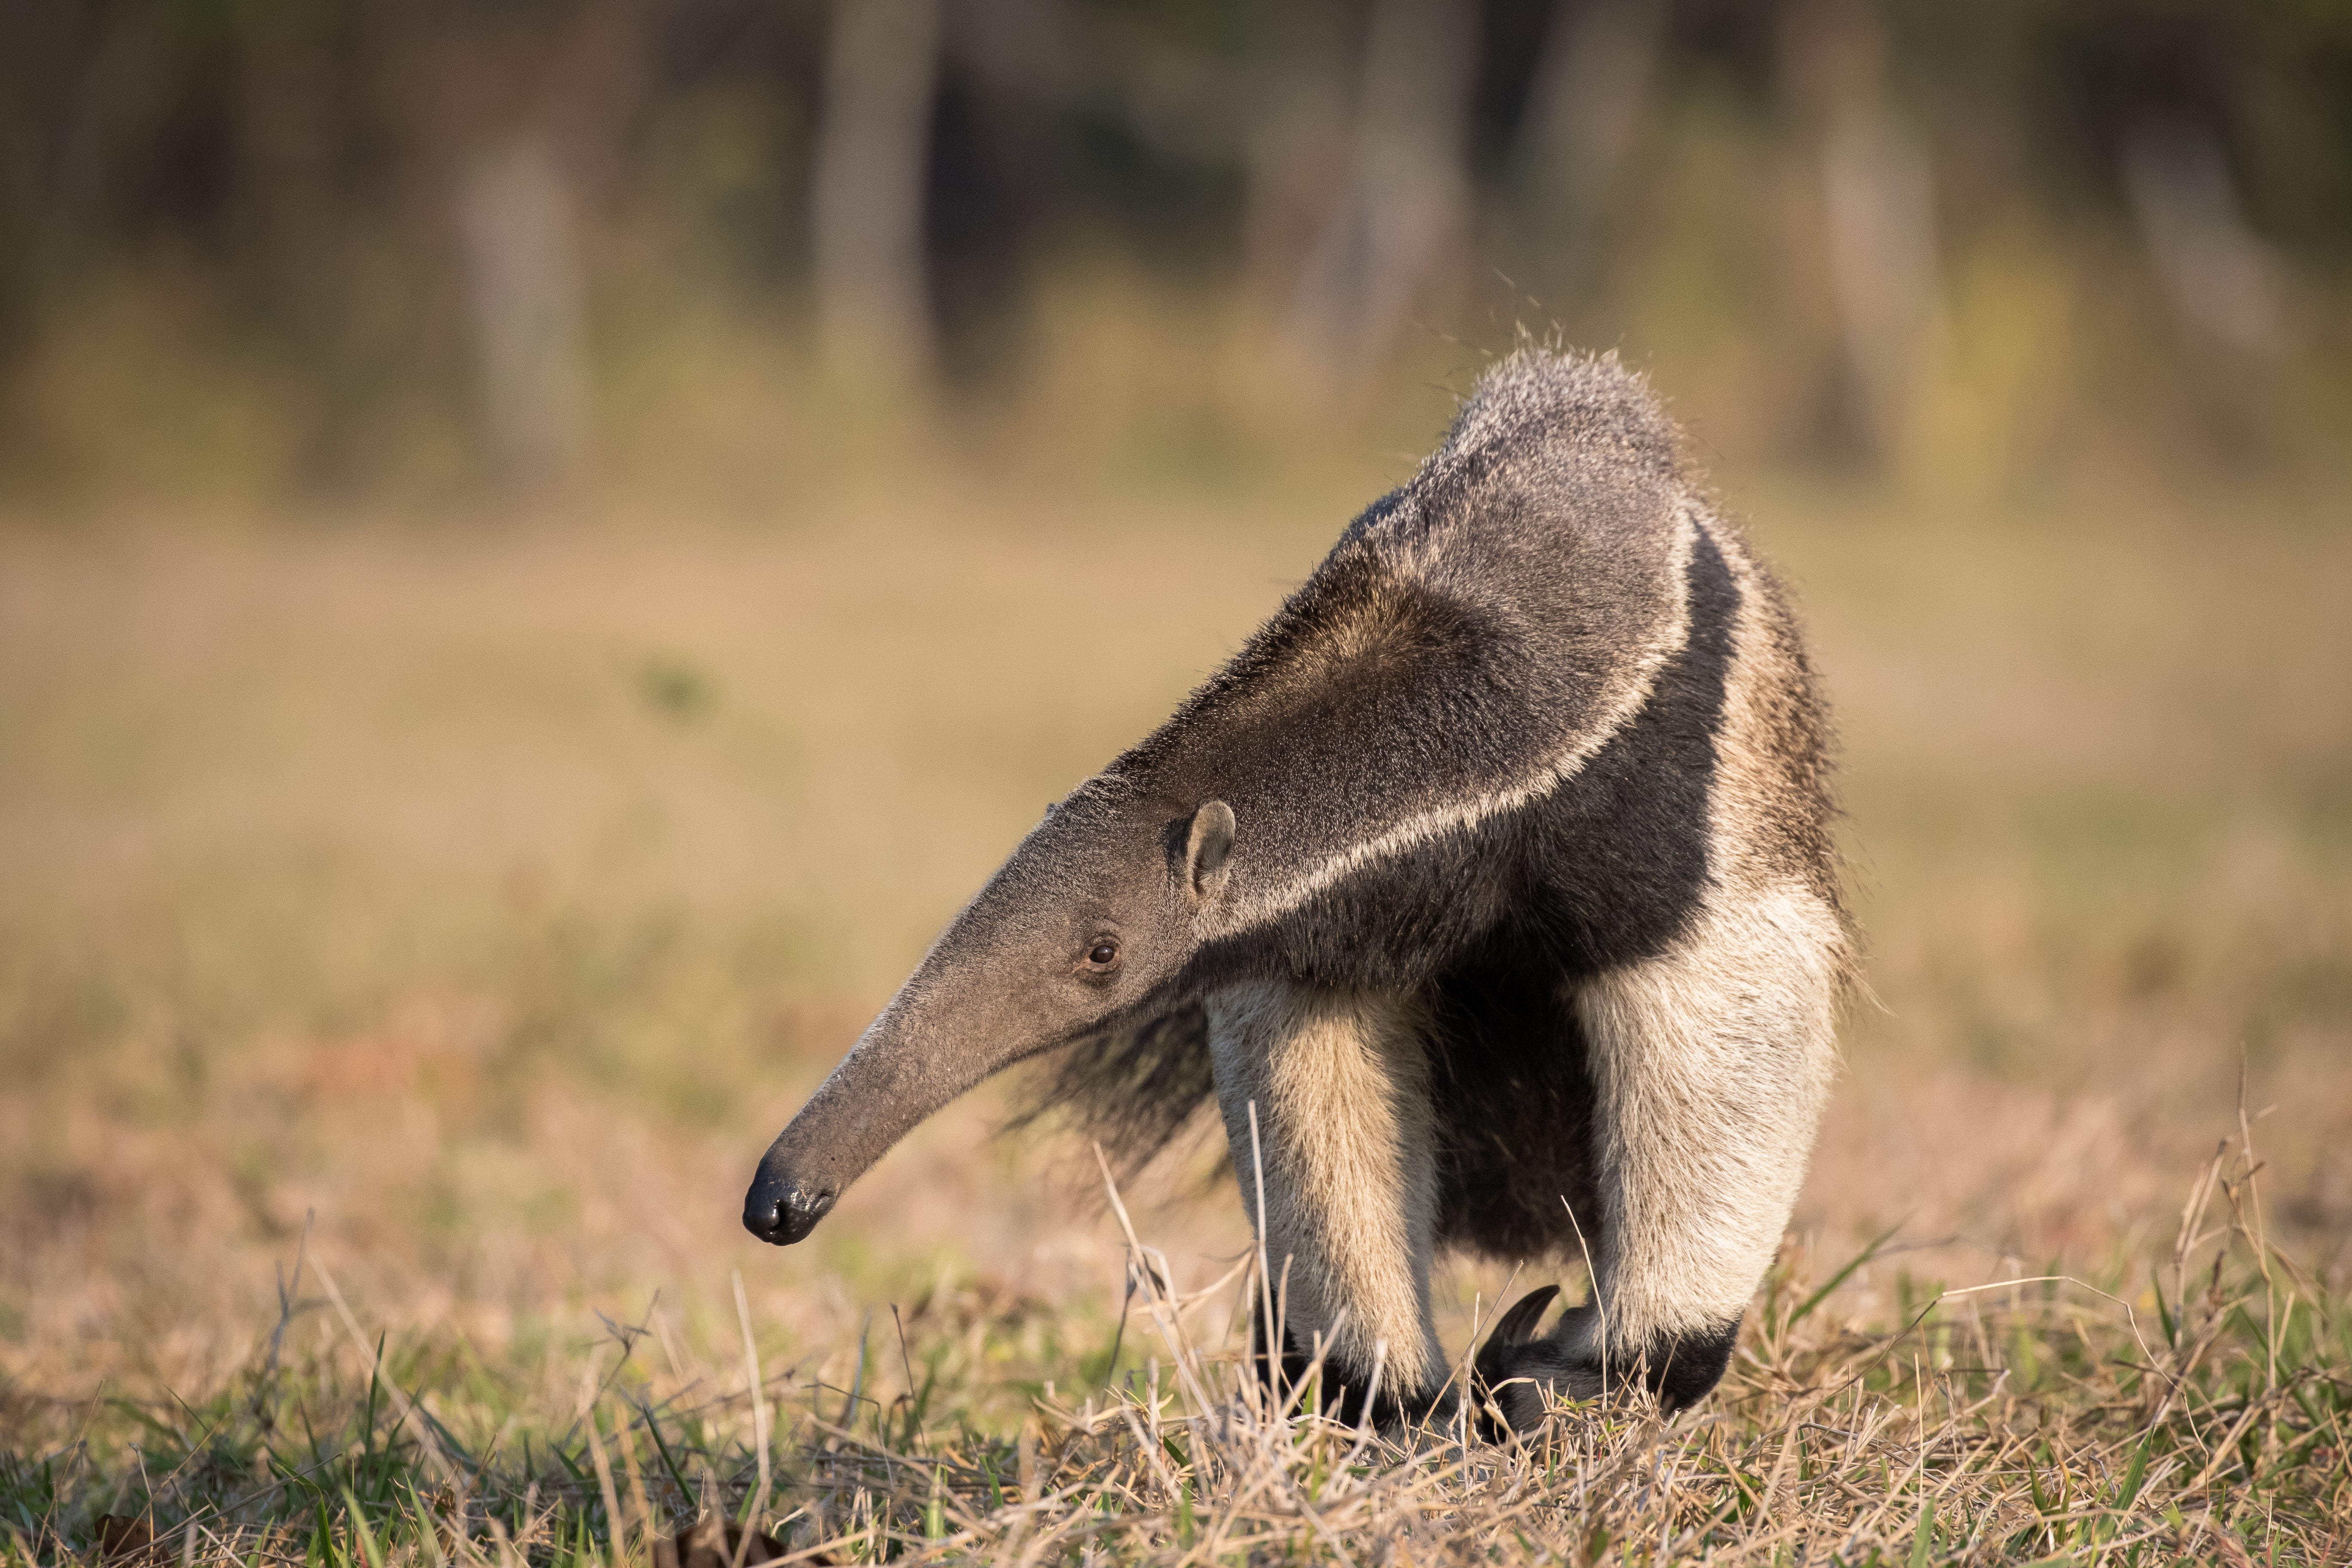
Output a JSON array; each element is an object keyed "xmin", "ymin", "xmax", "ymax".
[{"xmin": 0, "ymin": 0, "xmax": 2346, "ymax": 502}]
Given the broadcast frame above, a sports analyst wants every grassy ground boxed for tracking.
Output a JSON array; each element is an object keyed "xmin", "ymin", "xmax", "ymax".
[{"xmin": 1, "ymin": 453, "xmax": 2348, "ymax": 1562}]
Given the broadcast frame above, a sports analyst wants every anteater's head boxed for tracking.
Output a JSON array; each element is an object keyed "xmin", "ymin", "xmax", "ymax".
[{"xmin": 742, "ymin": 787, "xmax": 1236, "ymax": 1246}]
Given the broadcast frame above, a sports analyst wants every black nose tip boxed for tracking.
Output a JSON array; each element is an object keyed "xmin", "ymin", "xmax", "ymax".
[{"xmin": 742, "ymin": 1172, "xmax": 836, "ymax": 1245}]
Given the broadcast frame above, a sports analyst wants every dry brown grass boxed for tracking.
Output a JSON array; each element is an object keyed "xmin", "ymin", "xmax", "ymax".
[
  {"xmin": 1, "ymin": 458, "xmax": 2347, "ymax": 1562},
  {"xmin": 3, "ymin": 1133, "xmax": 2343, "ymax": 1565}
]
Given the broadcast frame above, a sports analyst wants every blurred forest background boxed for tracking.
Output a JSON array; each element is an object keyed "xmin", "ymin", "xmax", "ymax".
[
  {"xmin": 3, "ymin": 0, "xmax": 2349, "ymax": 495},
  {"xmin": 1, "ymin": 0, "xmax": 2349, "ymax": 1439}
]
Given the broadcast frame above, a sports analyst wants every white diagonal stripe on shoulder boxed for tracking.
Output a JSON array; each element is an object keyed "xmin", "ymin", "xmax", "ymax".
[{"xmin": 1213, "ymin": 506, "xmax": 1702, "ymax": 935}]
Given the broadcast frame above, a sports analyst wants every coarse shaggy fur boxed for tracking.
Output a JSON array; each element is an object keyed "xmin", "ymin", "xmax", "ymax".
[
  {"xmin": 1020, "ymin": 348, "xmax": 1847, "ymax": 1195},
  {"xmin": 751, "ymin": 344, "xmax": 1851, "ymax": 1424}
]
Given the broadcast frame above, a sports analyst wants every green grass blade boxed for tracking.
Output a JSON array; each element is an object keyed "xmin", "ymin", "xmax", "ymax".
[
  {"xmin": 339, "ymin": 1489, "xmax": 384, "ymax": 1568},
  {"xmin": 1788, "ymin": 1222, "xmax": 1904, "ymax": 1328}
]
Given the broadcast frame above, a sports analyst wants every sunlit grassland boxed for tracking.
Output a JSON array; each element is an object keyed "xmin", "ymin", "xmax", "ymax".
[
  {"xmin": 6, "ymin": 1136, "xmax": 2349, "ymax": 1565},
  {"xmin": 1, "ymin": 453, "xmax": 2348, "ymax": 1561}
]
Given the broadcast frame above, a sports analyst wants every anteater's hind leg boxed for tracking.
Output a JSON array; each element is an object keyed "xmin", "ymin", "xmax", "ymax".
[
  {"xmin": 1476, "ymin": 885, "xmax": 1843, "ymax": 1427},
  {"xmin": 1205, "ymin": 981, "xmax": 1446, "ymax": 1426}
]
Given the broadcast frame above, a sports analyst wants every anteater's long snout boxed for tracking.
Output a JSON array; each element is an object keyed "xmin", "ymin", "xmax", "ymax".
[
  {"xmin": 742, "ymin": 1155, "xmax": 837, "ymax": 1245},
  {"xmin": 739, "ymin": 988, "xmax": 998, "ymax": 1249}
]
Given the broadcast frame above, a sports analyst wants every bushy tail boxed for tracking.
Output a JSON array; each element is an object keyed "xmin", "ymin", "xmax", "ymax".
[{"xmin": 1011, "ymin": 1003, "xmax": 1216, "ymax": 1178}]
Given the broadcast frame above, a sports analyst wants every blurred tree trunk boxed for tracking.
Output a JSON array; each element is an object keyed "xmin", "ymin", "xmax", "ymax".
[
  {"xmin": 1784, "ymin": 0, "xmax": 1942, "ymax": 464},
  {"xmin": 456, "ymin": 137, "xmax": 591, "ymax": 485},
  {"xmin": 2122, "ymin": 113, "xmax": 2286, "ymax": 359},
  {"xmin": 1821, "ymin": 100, "xmax": 1939, "ymax": 460},
  {"xmin": 1241, "ymin": 0, "xmax": 1353, "ymax": 313},
  {"xmin": 812, "ymin": 0, "xmax": 943, "ymax": 389},
  {"xmin": 1512, "ymin": 0, "xmax": 1667, "ymax": 292},
  {"xmin": 1284, "ymin": 0, "xmax": 1480, "ymax": 387}
]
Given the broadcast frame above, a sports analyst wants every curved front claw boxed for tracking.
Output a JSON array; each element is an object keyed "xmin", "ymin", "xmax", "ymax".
[
  {"xmin": 1481, "ymin": 1284, "xmax": 1560, "ymax": 1356},
  {"xmin": 1473, "ymin": 1287, "xmax": 1603, "ymax": 1437}
]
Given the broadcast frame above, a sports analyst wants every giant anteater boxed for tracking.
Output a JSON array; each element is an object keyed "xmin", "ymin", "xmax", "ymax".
[{"xmin": 745, "ymin": 348, "xmax": 1849, "ymax": 1429}]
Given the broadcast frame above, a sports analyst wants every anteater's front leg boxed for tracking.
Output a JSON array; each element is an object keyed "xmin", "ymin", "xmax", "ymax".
[
  {"xmin": 1205, "ymin": 982, "xmax": 1445, "ymax": 1427},
  {"xmin": 1476, "ymin": 885, "xmax": 1844, "ymax": 1427}
]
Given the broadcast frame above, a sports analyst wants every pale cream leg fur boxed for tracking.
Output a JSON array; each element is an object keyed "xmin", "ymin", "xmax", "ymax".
[
  {"xmin": 1573, "ymin": 516, "xmax": 1846, "ymax": 1368},
  {"xmin": 1573, "ymin": 884, "xmax": 1844, "ymax": 1361},
  {"xmin": 1204, "ymin": 982, "xmax": 1445, "ymax": 1396}
]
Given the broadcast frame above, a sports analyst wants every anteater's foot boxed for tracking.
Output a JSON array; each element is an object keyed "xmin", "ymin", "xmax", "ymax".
[
  {"xmin": 1253, "ymin": 1323, "xmax": 1441, "ymax": 1431},
  {"xmin": 1472, "ymin": 1286, "xmax": 1741, "ymax": 1435}
]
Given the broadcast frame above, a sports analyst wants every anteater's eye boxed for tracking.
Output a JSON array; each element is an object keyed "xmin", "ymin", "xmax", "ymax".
[{"xmin": 1085, "ymin": 939, "xmax": 1120, "ymax": 969}]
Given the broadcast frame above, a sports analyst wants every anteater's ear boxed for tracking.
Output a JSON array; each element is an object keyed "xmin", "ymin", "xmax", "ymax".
[{"xmin": 1185, "ymin": 800, "xmax": 1237, "ymax": 903}]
